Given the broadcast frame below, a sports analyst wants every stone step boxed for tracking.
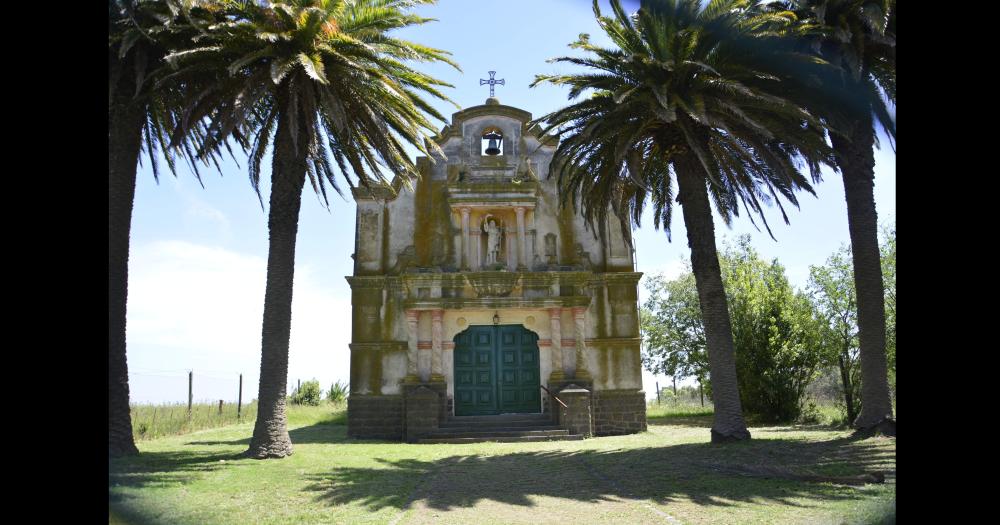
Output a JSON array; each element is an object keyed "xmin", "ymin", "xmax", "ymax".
[
  {"xmin": 446, "ymin": 413, "xmax": 551, "ymax": 423},
  {"xmin": 417, "ymin": 434, "xmax": 584, "ymax": 444},
  {"xmin": 439, "ymin": 419, "xmax": 556, "ymax": 429},
  {"xmin": 434, "ymin": 425, "xmax": 565, "ymax": 433},
  {"xmin": 424, "ymin": 429, "xmax": 569, "ymax": 439}
]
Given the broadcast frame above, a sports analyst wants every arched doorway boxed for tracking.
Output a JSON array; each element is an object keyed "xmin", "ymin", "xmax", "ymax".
[{"xmin": 453, "ymin": 325, "xmax": 541, "ymax": 416}]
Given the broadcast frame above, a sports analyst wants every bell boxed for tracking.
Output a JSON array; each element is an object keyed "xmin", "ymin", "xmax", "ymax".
[{"xmin": 484, "ymin": 132, "xmax": 502, "ymax": 155}]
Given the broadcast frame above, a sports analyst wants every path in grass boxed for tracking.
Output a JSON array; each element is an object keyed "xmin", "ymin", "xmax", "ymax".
[{"xmin": 109, "ymin": 408, "xmax": 895, "ymax": 525}]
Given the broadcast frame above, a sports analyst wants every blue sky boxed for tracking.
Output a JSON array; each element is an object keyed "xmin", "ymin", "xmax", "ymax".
[{"xmin": 125, "ymin": 0, "xmax": 895, "ymax": 404}]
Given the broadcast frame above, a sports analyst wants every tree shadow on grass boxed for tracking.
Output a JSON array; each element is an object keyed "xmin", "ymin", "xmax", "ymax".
[
  {"xmin": 648, "ymin": 415, "xmax": 864, "ymax": 436},
  {"xmin": 760, "ymin": 423, "xmax": 854, "ymax": 434},
  {"xmin": 301, "ymin": 435, "xmax": 894, "ymax": 514},
  {"xmin": 109, "ymin": 449, "xmax": 240, "ymax": 497},
  {"xmin": 182, "ymin": 420, "xmax": 357, "ymax": 447}
]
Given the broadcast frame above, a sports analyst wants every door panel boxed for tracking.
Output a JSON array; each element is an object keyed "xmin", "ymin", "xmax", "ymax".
[
  {"xmin": 453, "ymin": 325, "xmax": 540, "ymax": 416},
  {"xmin": 453, "ymin": 327, "xmax": 498, "ymax": 415}
]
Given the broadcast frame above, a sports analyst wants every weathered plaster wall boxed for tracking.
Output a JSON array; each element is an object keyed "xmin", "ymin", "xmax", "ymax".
[{"xmin": 347, "ymin": 100, "xmax": 645, "ymax": 436}]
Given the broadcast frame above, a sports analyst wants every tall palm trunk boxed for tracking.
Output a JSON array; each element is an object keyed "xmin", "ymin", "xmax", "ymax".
[
  {"xmin": 675, "ymin": 157, "xmax": 751, "ymax": 443},
  {"xmin": 830, "ymin": 112, "xmax": 894, "ymax": 434},
  {"xmin": 246, "ymin": 111, "xmax": 307, "ymax": 459},
  {"xmin": 109, "ymin": 95, "xmax": 145, "ymax": 457}
]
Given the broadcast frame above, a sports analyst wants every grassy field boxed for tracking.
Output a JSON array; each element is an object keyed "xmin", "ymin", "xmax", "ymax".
[
  {"xmin": 129, "ymin": 401, "xmax": 259, "ymax": 442},
  {"xmin": 646, "ymin": 401, "xmax": 715, "ymax": 419},
  {"xmin": 129, "ymin": 400, "xmax": 349, "ymax": 442},
  {"xmin": 110, "ymin": 401, "xmax": 894, "ymax": 524}
]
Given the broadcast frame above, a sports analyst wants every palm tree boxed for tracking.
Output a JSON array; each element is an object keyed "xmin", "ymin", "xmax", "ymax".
[
  {"xmin": 166, "ymin": 0, "xmax": 458, "ymax": 458},
  {"xmin": 776, "ymin": 0, "xmax": 895, "ymax": 433},
  {"xmin": 109, "ymin": 0, "xmax": 227, "ymax": 457},
  {"xmin": 532, "ymin": 0, "xmax": 835, "ymax": 442}
]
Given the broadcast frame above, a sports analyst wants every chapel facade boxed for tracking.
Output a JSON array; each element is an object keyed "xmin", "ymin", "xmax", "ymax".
[{"xmin": 346, "ymin": 97, "xmax": 647, "ymax": 441}]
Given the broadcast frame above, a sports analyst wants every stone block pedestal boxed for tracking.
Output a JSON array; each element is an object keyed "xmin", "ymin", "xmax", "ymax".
[
  {"xmin": 592, "ymin": 389, "xmax": 647, "ymax": 436},
  {"xmin": 404, "ymin": 382, "xmax": 447, "ymax": 442},
  {"xmin": 556, "ymin": 384, "xmax": 593, "ymax": 438}
]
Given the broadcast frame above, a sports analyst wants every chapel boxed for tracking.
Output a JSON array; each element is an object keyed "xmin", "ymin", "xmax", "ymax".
[{"xmin": 346, "ymin": 94, "xmax": 647, "ymax": 442}]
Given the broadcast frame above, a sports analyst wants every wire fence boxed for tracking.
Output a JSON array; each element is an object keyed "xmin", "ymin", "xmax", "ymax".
[
  {"xmin": 128, "ymin": 368, "xmax": 255, "ymax": 442},
  {"xmin": 129, "ymin": 400, "xmax": 259, "ymax": 442}
]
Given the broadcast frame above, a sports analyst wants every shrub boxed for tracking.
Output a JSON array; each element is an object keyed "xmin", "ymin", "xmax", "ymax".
[
  {"xmin": 722, "ymin": 238, "xmax": 825, "ymax": 423},
  {"xmin": 327, "ymin": 381, "xmax": 349, "ymax": 403},
  {"xmin": 797, "ymin": 401, "xmax": 822, "ymax": 425},
  {"xmin": 291, "ymin": 379, "xmax": 322, "ymax": 406}
]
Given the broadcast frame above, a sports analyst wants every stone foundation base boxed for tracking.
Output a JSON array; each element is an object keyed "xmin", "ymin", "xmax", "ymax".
[
  {"xmin": 405, "ymin": 386, "xmax": 441, "ymax": 442},
  {"xmin": 593, "ymin": 389, "xmax": 647, "ymax": 436},
  {"xmin": 347, "ymin": 395, "xmax": 403, "ymax": 440}
]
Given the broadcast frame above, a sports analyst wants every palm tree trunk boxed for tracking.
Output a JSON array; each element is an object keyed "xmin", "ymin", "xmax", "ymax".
[
  {"xmin": 109, "ymin": 98, "xmax": 145, "ymax": 458},
  {"xmin": 246, "ymin": 112, "xmax": 307, "ymax": 459},
  {"xmin": 830, "ymin": 116, "xmax": 895, "ymax": 435},
  {"xmin": 675, "ymin": 160, "xmax": 750, "ymax": 443}
]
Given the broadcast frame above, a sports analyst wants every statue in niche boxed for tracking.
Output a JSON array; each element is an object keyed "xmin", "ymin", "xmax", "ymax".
[{"xmin": 484, "ymin": 216, "xmax": 503, "ymax": 266}]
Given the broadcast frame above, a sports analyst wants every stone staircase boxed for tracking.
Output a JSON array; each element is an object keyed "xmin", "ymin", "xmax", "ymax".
[{"xmin": 416, "ymin": 413, "xmax": 584, "ymax": 444}]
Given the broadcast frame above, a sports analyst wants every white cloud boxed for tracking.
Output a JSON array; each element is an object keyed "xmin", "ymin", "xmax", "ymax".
[
  {"xmin": 184, "ymin": 199, "xmax": 232, "ymax": 238},
  {"xmin": 127, "ymin": 241, "xmax": 351, "ymax": 403}
]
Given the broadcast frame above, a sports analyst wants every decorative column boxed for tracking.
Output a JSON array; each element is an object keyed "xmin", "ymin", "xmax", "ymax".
[
  {"xmin": 460, "ymin": 208, "xmax": 471, "ymax": 270},
  {"xmin": 515, "ymin": 206, "xmax": 527, "ymax": 270},
  {"xmin": 405, "ymin": 309, "xmax": 419, "ymax": 382},
  {"xmin": 572, "ymin": 306, "xmax": 591, "ymax": 379},
  {"xmin": 471, "ymin": 230, "xmax": 482, "ymax": 269},
  {"xmin": 431, "ymin": 309, "xmax": 444, "ymax": 381},
  {"xmin": 506, "ymin": 232, "xmax": 517, "ymax": 269},
  {"xmin": 549, "ymin": 307, "xmax": 564, "ymax": 380}
]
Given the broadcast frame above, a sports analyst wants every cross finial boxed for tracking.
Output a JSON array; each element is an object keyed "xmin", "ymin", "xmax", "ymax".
[{"xmin": 479, "ymin": 71, "xmax": 505, "ymax": 98}]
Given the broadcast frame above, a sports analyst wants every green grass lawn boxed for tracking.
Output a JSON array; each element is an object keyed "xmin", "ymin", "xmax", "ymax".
[{"xmin": 110, "ymin": 404, "xmax": 895, "ymax": 525}]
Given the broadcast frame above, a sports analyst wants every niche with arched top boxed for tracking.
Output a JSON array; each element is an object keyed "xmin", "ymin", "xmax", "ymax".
[{"xmin": 480, "ymin": 126, "xmax": 504, "ymax": 156}]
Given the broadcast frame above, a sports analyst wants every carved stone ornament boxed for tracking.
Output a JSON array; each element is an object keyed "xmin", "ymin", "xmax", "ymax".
[{"xmin": 465, "ymin": 272, "xmax": 521, "ymax": 297}]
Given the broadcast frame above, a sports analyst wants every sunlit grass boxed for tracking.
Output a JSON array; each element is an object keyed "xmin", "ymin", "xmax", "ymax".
[
  {"xmin": 129, "ymin": 400, "xmax": 347, "ymax": 442},
  {"xmin": 111, "ymin": 401, "xmax": 895, "ymax": 525},
  {"xmin": 646, "ymin": 399, "xmax": 714, "ymax": 419}
]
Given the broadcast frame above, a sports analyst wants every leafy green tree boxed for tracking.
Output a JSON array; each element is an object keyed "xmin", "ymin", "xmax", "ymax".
[
  {"xmin": 881, "ymin": 224, "xmax": 895, "ymax": 400},
  {"xmin": 778, "ymin": 0, "xmax": 896, "ymax": 432},
  {"xmin": 643, "ymin": 236, "xmax": 827, "ymax": 422},
  {"xmin": 108, "ymin": 0, "xmax": 228, "ymax": 457},
  {"xmin": 807, "ymin": 223, "xmax": 894, "ymax": 424},
  {"xmin": 166, "ymin": 0, "xmax": 458, "ymax": 458},
  {"xmin": 532, "ymin": 0, "xmax": 835, "ymax": 443},
  {"xmin": 807, "ymin": 245, "xmax": 861, "ymax": 423},
  {"xmin": 641, "ymin": 271, "xmax": 708, "ymax": 389},
  {"xmin": 720, "ymin": 237, "xmax": 825, "ymax": 422}
]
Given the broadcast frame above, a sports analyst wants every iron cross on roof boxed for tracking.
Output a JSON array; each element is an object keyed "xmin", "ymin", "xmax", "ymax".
[{"xmin": 479, "ymin": 71, "xmax": 505, "ymax": 98}]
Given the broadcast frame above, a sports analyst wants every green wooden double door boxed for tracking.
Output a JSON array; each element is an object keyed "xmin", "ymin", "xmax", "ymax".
[{"xmin": 453, "ymin": 325, "xmax": 541, "ymax": 416}]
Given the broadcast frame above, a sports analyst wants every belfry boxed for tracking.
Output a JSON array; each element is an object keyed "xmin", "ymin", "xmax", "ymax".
[{"xmin": 346, "ymin": 92, "xmax": 647, "ymax": 442}]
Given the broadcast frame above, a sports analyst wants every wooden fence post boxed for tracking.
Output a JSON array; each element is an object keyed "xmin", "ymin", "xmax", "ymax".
[
  {"xmin": 188, "ymin": 371, "xmax": 193, "ymax": 419},
  {"xmin": 238, "ymin": 373, "xmax": 243, "ymax": 421}
]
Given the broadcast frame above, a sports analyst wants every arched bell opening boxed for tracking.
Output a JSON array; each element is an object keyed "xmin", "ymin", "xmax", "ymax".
[{"xmin": 480, "ymin": 126, "xmax": 504, "ymax": 156}]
